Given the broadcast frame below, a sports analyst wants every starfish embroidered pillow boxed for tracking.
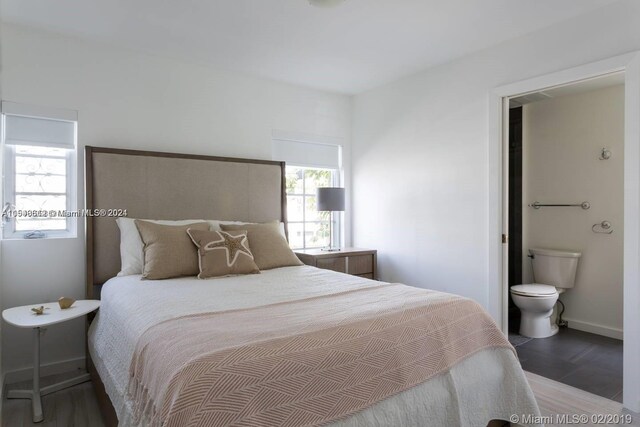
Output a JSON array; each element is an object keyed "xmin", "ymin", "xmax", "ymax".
[{"xmin": 187, "ymin": 229, "xmax": 260, "ymax": 279}]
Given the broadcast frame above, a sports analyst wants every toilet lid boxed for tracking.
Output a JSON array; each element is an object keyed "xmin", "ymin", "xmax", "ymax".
[{"xmin": 511, "ymin": 284, "xmax": 557, "ymax": 296}]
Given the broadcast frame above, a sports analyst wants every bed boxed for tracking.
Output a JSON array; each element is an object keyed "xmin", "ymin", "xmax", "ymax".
[{"xmin": 84, "ymin": 146, "xmax": 541, "ymax": 427}]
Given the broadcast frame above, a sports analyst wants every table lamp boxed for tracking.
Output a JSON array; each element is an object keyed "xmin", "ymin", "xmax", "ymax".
[{"xmin": 316, "ymin": 187, "xmax": 345, "ymax": 251}]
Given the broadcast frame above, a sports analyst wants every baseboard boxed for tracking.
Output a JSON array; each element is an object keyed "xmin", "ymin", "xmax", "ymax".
[
  {"xmin": 3, "ymin": 356, "xmax": 86, "ymax": 386},
  {"xmin": 564, "ymin": 317, "xmax": 623, "ymax": 340}
]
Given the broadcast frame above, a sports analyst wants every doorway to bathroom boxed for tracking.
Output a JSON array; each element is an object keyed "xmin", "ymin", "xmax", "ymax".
[
  {"xmin": 506, "ymin": 73, "xmax": 624, "ymax": 402},
  {"xmin": 490, "ymin": 52, "xmax": 640, "ymax": 412}
]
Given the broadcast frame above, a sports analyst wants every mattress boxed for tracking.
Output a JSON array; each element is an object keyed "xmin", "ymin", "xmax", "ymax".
[{"xmin": 88, "ymin": 265, "xmax": 541, "ymax": 426}]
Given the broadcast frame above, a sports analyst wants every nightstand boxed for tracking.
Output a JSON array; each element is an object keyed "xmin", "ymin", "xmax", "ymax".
[
  {"xmin": 2, "ymin": 300, "xmax": 100, "ymax": 423},
  {"xmin": 295, "ymin": 247, "xmax": 377, "ymax": 279}
]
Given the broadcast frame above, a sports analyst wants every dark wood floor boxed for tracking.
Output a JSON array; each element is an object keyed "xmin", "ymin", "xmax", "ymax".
[
  {"xmin": 2, "ymin": 372, "xmax": 105, "ymax": 427},
  {"xmin": 515, "ymin": 328, "xmax": 623, "ymax": 402}
]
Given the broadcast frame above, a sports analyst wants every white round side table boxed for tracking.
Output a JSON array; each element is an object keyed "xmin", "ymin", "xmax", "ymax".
[{"xmin": 2, "ymin": 299, "xmax": 100, "ymax": 423}]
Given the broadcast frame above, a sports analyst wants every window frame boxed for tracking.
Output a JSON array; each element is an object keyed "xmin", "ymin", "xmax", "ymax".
[
  {"xmin": 286, "ymin": 165, "xmax": 341, "ymax": 250},
  {"xmin": 2, "ymin": 138, "xmax": 77, "ymax": 240}
]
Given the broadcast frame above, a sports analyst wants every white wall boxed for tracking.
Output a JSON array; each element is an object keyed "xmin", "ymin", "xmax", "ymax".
[
  {"xmin": 352, "ymin": 0, "xmax": 640, "ymax": 308},
  {"xmin": 0, "ymin": 23, "xmax": 352, "ymax": 375},
  {"xmin": 522, "ymin": 85, "xmax": 624, "ymax": 339},
  {"xmin": 0, "ymin": 0, "xmax": 4, "ymax": 415}
]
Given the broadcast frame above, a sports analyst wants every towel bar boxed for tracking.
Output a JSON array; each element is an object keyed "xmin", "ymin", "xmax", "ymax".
[{"xmin": 529, "ymin": 201, "xmax": 590, "ymax": 210}]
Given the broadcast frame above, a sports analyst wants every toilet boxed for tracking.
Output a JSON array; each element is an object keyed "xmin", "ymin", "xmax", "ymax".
[{"xmin": 510, "ymin": 248, "xmax": 581, "ymax": 338}]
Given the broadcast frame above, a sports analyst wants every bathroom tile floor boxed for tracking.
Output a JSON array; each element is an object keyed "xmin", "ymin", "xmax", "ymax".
[{"xmin": 515, "ymin": 328, "xmax": 623, "ymax": 402}]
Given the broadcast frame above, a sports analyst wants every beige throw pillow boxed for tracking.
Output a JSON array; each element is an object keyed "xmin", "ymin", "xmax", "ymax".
[
  {"xmin": 187, "ymin": 229, "xmax": 260, "ymax": 279},
  {"xmin": 135, "ymin": 220, "xmax": 209, "ymax": 280},
  {"xmin": 220, "ymin": 221, "xmax": 303, "ymax": 270}
]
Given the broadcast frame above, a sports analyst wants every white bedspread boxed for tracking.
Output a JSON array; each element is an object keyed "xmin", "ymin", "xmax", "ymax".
[{"xmin": 88, "ymin": 266, "xmax": 541, "ymax": 427}]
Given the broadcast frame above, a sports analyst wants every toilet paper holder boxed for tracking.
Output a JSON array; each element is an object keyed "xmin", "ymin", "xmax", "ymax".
[{"xmin": 592, "ymin": 221, "xmax": 613, "ymax": 234}]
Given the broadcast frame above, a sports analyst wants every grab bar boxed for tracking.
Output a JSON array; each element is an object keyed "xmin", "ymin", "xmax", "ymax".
[{"xmin": 529, "ymin": 201, "xmax": 590, "ymax": 210}]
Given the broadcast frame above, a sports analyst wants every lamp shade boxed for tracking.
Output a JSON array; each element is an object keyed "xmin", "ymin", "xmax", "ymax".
[{"xmin": 317, "ymin": 187, "xmax": 345, "ymax": 212}]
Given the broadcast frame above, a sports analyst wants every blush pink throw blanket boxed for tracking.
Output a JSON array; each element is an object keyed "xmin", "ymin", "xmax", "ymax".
[{"xmin": 128, "ymin": 284, "xmax": 513, "ymax": 427}]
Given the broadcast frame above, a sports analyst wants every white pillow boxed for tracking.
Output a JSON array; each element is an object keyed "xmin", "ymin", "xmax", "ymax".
[{"xmin": 116, "ymin": 218, "xmax": 287, "ymax": 276}]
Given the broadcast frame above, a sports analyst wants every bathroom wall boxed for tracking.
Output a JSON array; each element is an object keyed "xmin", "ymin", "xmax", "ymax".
[{"xmin": 522, "ymin": 84, "xmax": 624, "ymax": 339}]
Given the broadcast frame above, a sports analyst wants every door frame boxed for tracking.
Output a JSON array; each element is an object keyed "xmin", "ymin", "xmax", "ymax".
[{"xmin": 488, "ymin": 51, "xmax": 640, "ymax": 411}]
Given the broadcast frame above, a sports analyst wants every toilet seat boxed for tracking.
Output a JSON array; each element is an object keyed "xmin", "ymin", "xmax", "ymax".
[{"xmin": 511, "ymin": 284, "xmax": 558, "ymax": 297}]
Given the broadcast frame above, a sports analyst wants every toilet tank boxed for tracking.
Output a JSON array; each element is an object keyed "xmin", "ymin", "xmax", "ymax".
[{"xmin": 530, "ymin": 248, "xmax": 581, "ymax": 289}]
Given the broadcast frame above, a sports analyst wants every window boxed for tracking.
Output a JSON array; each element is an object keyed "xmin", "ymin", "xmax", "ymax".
[
  {"xmin": 1, "ymin": 102, "xmax": 77, "ymax": 239},
  {"xmin": 272, "ymin": 134, "xmax": 343, "ymax": 250},
  {"xmin": 286, "ymin": 166, "xmax": 340, "ymax": 249}
]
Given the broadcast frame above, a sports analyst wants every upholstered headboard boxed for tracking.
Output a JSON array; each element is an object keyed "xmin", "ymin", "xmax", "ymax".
[{"xmin": 85, "ymin": 146, "xmax": 287, "ymax": 298}]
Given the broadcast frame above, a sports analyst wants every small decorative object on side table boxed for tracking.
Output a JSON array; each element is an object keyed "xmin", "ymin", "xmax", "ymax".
[
  {"xmin": 2, "ymin": 299, "xmax": 100, "ymax": 423},
  {"xmin": 295, "ymin": 247, "xmax": 377, "ymax": 279}
]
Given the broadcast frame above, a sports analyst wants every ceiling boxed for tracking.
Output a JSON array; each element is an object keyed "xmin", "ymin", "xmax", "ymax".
[{"xmin": 1, "ymin": 0, "xmax": 618, "ymax": 94}]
